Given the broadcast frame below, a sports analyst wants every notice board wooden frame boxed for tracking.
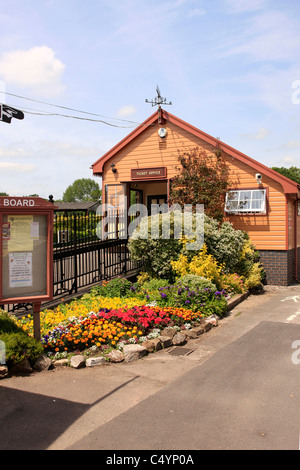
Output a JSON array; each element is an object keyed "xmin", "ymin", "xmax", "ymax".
[{"xmin": 0, "ymin": 197, "xmax": 56, "ymax": 338}]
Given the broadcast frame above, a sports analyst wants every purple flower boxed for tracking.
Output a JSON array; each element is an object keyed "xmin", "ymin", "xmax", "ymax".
[{"xmin": 160, "ymin": 293, "xmax": 167, "ymax": 298}]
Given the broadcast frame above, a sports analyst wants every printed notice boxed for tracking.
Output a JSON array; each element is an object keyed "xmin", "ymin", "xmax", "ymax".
[
  {"xmin": 2, "ymin": 222, "xmax": 10, "ymax": 240},
  {"xmin": 30, "ymin": 221, "xmax": 39, "ymax": 240},
  {"xmin": 7, "ymin": 215, "xmax": 33, "ymax": 251},
  {"xmin": 9, "ymin": 252, "xmax": 33, "ymax": 288}
]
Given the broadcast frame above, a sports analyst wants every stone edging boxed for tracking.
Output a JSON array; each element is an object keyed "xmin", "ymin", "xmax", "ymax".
[
  {"xmin": 0, "ymin": 292, "xmax": 249, "ymax": 378},
  {"xmin": 52, "ymin": 316, "xmax": 219, "ymax": 370}
]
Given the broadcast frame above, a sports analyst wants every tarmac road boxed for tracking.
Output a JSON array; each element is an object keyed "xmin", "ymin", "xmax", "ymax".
[{"xmin": 1, "ymin": 285, "xmax": 300, "ymax": 451}]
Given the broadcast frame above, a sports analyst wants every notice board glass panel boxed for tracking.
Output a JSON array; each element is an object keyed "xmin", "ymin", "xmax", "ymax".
[{"xmin": 2, "ymin": 214, "xmax": 48, "ymax": 299}]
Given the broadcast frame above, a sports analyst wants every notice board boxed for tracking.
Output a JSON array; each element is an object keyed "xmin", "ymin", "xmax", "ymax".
[
  {"xmin": 1, "ymin": 213, "xmax": 48, "ymax": 299},
  {"xmin": 0, "ymin": 196, "xmax": 56, "ymax": 340}
]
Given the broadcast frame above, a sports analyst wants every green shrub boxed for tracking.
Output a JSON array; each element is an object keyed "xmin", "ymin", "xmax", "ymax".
[
  {"xmin": 0, "ymin": 332, "xmax": 44, "ymax": 367},
  {"xmin": 178, "ymin": 274, "xmax": 217, "ymax": 291},
  {"xmin": 219, "ymin": 272, "xmax": 246, "ymax": 294},
  {"xmin": 244, "ymin": 263, "xmax": 263, "ymax": 289},
  {"xmin": 0, "ymin": 310, "xmax": 23, "ymax": 334},
  {"xmin": 203, "ymin": 216, "xmax": 247, "ymax": 273},
  {"xmin": 0, "ymin": 310, "xmax": 44, "ymax": 368},
  {"xmin": 154, "ymin": 283, "xmax": 227, "ymax": 315},
  {"xmin": 128, "ymin": 210, "xmax": 203, "ymax": 281},
  {"xmin": 95, "ymin": 277, "xmax": 134, "ymax": 298},
  {"xmin": 140, "ymin": 278, "xmax": 170, "ymax": 292},
  {"xmin": 129, "ymin": 212, "xmax": 255, "ymax": 280},
  {"xmin": 200, "ymin": 296, "xmax": 228, "ymax": 317},
  {"xmin": 136, "ymin": 271, "xmax": 152, "ymax": 286}
]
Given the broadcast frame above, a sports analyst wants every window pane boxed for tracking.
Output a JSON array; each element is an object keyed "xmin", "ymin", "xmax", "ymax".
[
  {"xmin": 252, "ymin": 190, "xmax": 263, "ymax": 200},
  {"xmin": 251, "ymin": 199, "xmax": 262, "ymax": 210},
  {"xmin": 225, "ymin": 189, "xmax": 266, "ymax": 213},
  {"xmin": 239, "ymin": 199, "xmax": 250, "ymax": 210},
  {"xmin": 226, "ymin": 199, "xmax": 238, "ymax": 211},
  {"xmin": 239, "ymin": 191, "xmax": 251, "ymax": 210},
  {"xmin": 227, "ymin": 191, "xmax": 238, "ymax": 201}
]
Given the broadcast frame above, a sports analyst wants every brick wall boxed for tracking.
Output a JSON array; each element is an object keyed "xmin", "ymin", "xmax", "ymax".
[{"xmin": 258, "ymin": 249, "xmax": 299, "ymax": 286}]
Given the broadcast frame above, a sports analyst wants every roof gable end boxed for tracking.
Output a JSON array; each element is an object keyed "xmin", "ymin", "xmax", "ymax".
[{"xmin": 91, "ymin": 108, "xmax": 299, "ymax": 194}]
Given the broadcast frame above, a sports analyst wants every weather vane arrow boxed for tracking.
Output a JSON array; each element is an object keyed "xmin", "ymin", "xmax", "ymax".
[
  {"xmin": 145, "ymin": 85, "xmax": 172, "ymax": 108},
  {"xmin": 0, "ymin": 104, "xmax": 24, "ymax": 123}
]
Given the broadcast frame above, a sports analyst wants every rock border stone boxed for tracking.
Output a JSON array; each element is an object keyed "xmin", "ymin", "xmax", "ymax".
[{"xmin": 1, "ymin": 292, "xmax": 249, "ymax": 377}]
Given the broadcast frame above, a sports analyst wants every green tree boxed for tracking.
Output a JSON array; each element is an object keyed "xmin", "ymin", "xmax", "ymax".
[
  {"xmin": 271, "ymin": 166, "xmax": 300, "ymax": 184},
  {"xmin": 169, "ymin": 147, "xmax": 230, "ymax": 222},
  {"xmin": 63, "ymin": 178, "xmax": 102, "ymax": 202}
]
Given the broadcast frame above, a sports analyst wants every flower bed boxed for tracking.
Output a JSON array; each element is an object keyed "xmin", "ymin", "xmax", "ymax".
[
  {"xmin": 17, "ymin": 295, "xmax": 145, "ymax": 338},
  {"xmin": 39, "ymin": 305, "xmax": 202, "ymax": 354},
  {"xmin": 13, "ymin": 276, "xmax": 230, "ymax": 363}
]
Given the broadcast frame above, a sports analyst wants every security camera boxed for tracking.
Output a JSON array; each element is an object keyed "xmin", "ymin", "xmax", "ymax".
[{"xmin": 255, "ymin": 173, "xmax": 263, "ymax": 184}]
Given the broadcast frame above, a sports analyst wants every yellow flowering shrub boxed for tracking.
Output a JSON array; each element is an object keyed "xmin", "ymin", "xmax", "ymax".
[
  {"xmin": 170, "ymin": 254, "xmax": 190, "ymax": 277},
  {"xmin": 171, "ymin": 243, "xmax": 223, "ymax": 285},
  {"xmin": 244, "ymin": 263, "xmax": 263, "ymax": 289},
  {"xmin": 241, "ymin": 239, "xmax": 255, "ymax": 259}
]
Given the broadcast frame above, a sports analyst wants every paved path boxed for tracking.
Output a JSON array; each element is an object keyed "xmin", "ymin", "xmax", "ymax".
[{"xmin": 1, "ymin": 285, "xmax": 300, "ymax": 450}]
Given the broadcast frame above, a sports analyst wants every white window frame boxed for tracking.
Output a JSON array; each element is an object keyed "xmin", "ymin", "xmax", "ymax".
[{"xmin": 225, "ymin": 189, "xmax": 267, "ymax": 214}]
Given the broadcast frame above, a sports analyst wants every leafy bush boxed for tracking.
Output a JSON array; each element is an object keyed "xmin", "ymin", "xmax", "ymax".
[
  {"xmin": 154, "ymin": 283, "xmax": 227, "ymax": 316},
  {"xmin": 129, "ymin": 210, "xmax": 263, "ymax": 293},
  {"xmin": 0, "ymin": 332, "xmax": 44, "ymax": 367},
  {"xmin": 136, "ymin": 271, "xmax": 152, "ymax": 286},
  {"xmin": 171, "ymin": 244, "xmax": 223, "ymax": 285},
  {"xmin": 178, "ymin": 274, "xmax": 217, "ymax": 292},
  {"xmin": 203, "ymin": 217, "xmax": 247, "ymax": 273},
  {"xmin": 200, "ymin": 296, "xmax": 228, "ymax": 317},
  {"xmin": 244, "ymin": 263, "xmax": 263, "ymax": 289},
  {"xmin": 94, "ymin": 278, "xmax": 134, "ymax": 298},
  {"xmin": 237, "ymin": 238, "xmax": 260, "ymax": 277},
  {"xmin": 0, "ymin": 310, "xmax": 23, "ymax": 334},
  {"xmin": 139, "ymin": 278, "xmax": 170, "ymax": 292},
  {"xmin": 128, "ymin": 210, "xmax": 203, "ymax": 281},
  {"xmin": 218, "ymin": 272, "xmax": 246, "ymax": 294}
]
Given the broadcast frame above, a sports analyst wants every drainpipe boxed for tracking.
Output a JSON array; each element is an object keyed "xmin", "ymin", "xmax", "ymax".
[{"xmin": 294, "ymin": 196, "xmax": 300, "ymax": 282}]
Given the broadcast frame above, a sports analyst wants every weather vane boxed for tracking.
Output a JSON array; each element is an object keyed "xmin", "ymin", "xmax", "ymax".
[{"xmin": 145, "ymin": 85, "xmax": 172, "ymax": 108}]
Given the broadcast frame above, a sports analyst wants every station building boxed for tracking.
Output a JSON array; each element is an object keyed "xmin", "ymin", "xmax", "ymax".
[{"xmin": 91, "ymin": 107, "xmax": 300, "ymax": 286}]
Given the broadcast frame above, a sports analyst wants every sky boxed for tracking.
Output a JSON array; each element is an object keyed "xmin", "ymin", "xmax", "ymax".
[{"xmin": 1, "ymin": 0, "xmax": 300, "ymax": 199}]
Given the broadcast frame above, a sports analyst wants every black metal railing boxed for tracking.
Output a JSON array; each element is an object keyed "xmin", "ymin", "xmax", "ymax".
[{"xmin": 1, "ymin": 210, "xmax": 142, "ymax": 314}]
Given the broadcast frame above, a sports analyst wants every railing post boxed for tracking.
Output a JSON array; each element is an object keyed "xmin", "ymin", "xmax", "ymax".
[{"xmin": 73, "ymin": 214, "xmax": 78, "ymax": 293}]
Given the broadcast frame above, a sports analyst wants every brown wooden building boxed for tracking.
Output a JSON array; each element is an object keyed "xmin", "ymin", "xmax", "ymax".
[{"xmin": 91, "ymin": 108, "xmax": 300, "ymax": 286}]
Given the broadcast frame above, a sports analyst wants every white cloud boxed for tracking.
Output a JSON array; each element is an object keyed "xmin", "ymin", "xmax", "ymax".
[
  {"xmin": 241, "ymin": 127, "xmax": 270, "ymax": 141},
  {"xmin": 240, "ymin": 67, "xmax": 300, "ymax": 112},
  {"xmin": 226, "ymin": 0, "xmax": 266, "ymax": 12},
  {"xmin": 281, "ymin": 156, "xmax": 295, "ymax": 163},
  {"xmin": 187, "ymin": 8, "xmax": 206, "ymax": 18},
  {"xmin": 217, "ymin": 6, "xmax": 300, "ymax": 66},
  {"xmin": 0, "ymin": 46, "xmax": 65, "ymax": 97},
  {"xmin": 285, "ymin": 140, "xmax": 300, "ymax": 149},
  {"xmin": 116, "ymin": 105, "xmax": 137, "ymax": 118},
  {"xmin": 0, "ymin": 162, "xmax": 36, "ymax": 173},
  {"xmin": 0, "ymin": 140, "xmax": 100, "ymax": 160},
  {"xmin": 255, "ymin": 127, "xmax": 270, "ymax": 140}
]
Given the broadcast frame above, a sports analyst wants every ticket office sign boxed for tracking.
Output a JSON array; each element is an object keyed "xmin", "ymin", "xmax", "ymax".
[{"xmin": 0, "ymin": 197, "xmax": 54, "ymax": 303}]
